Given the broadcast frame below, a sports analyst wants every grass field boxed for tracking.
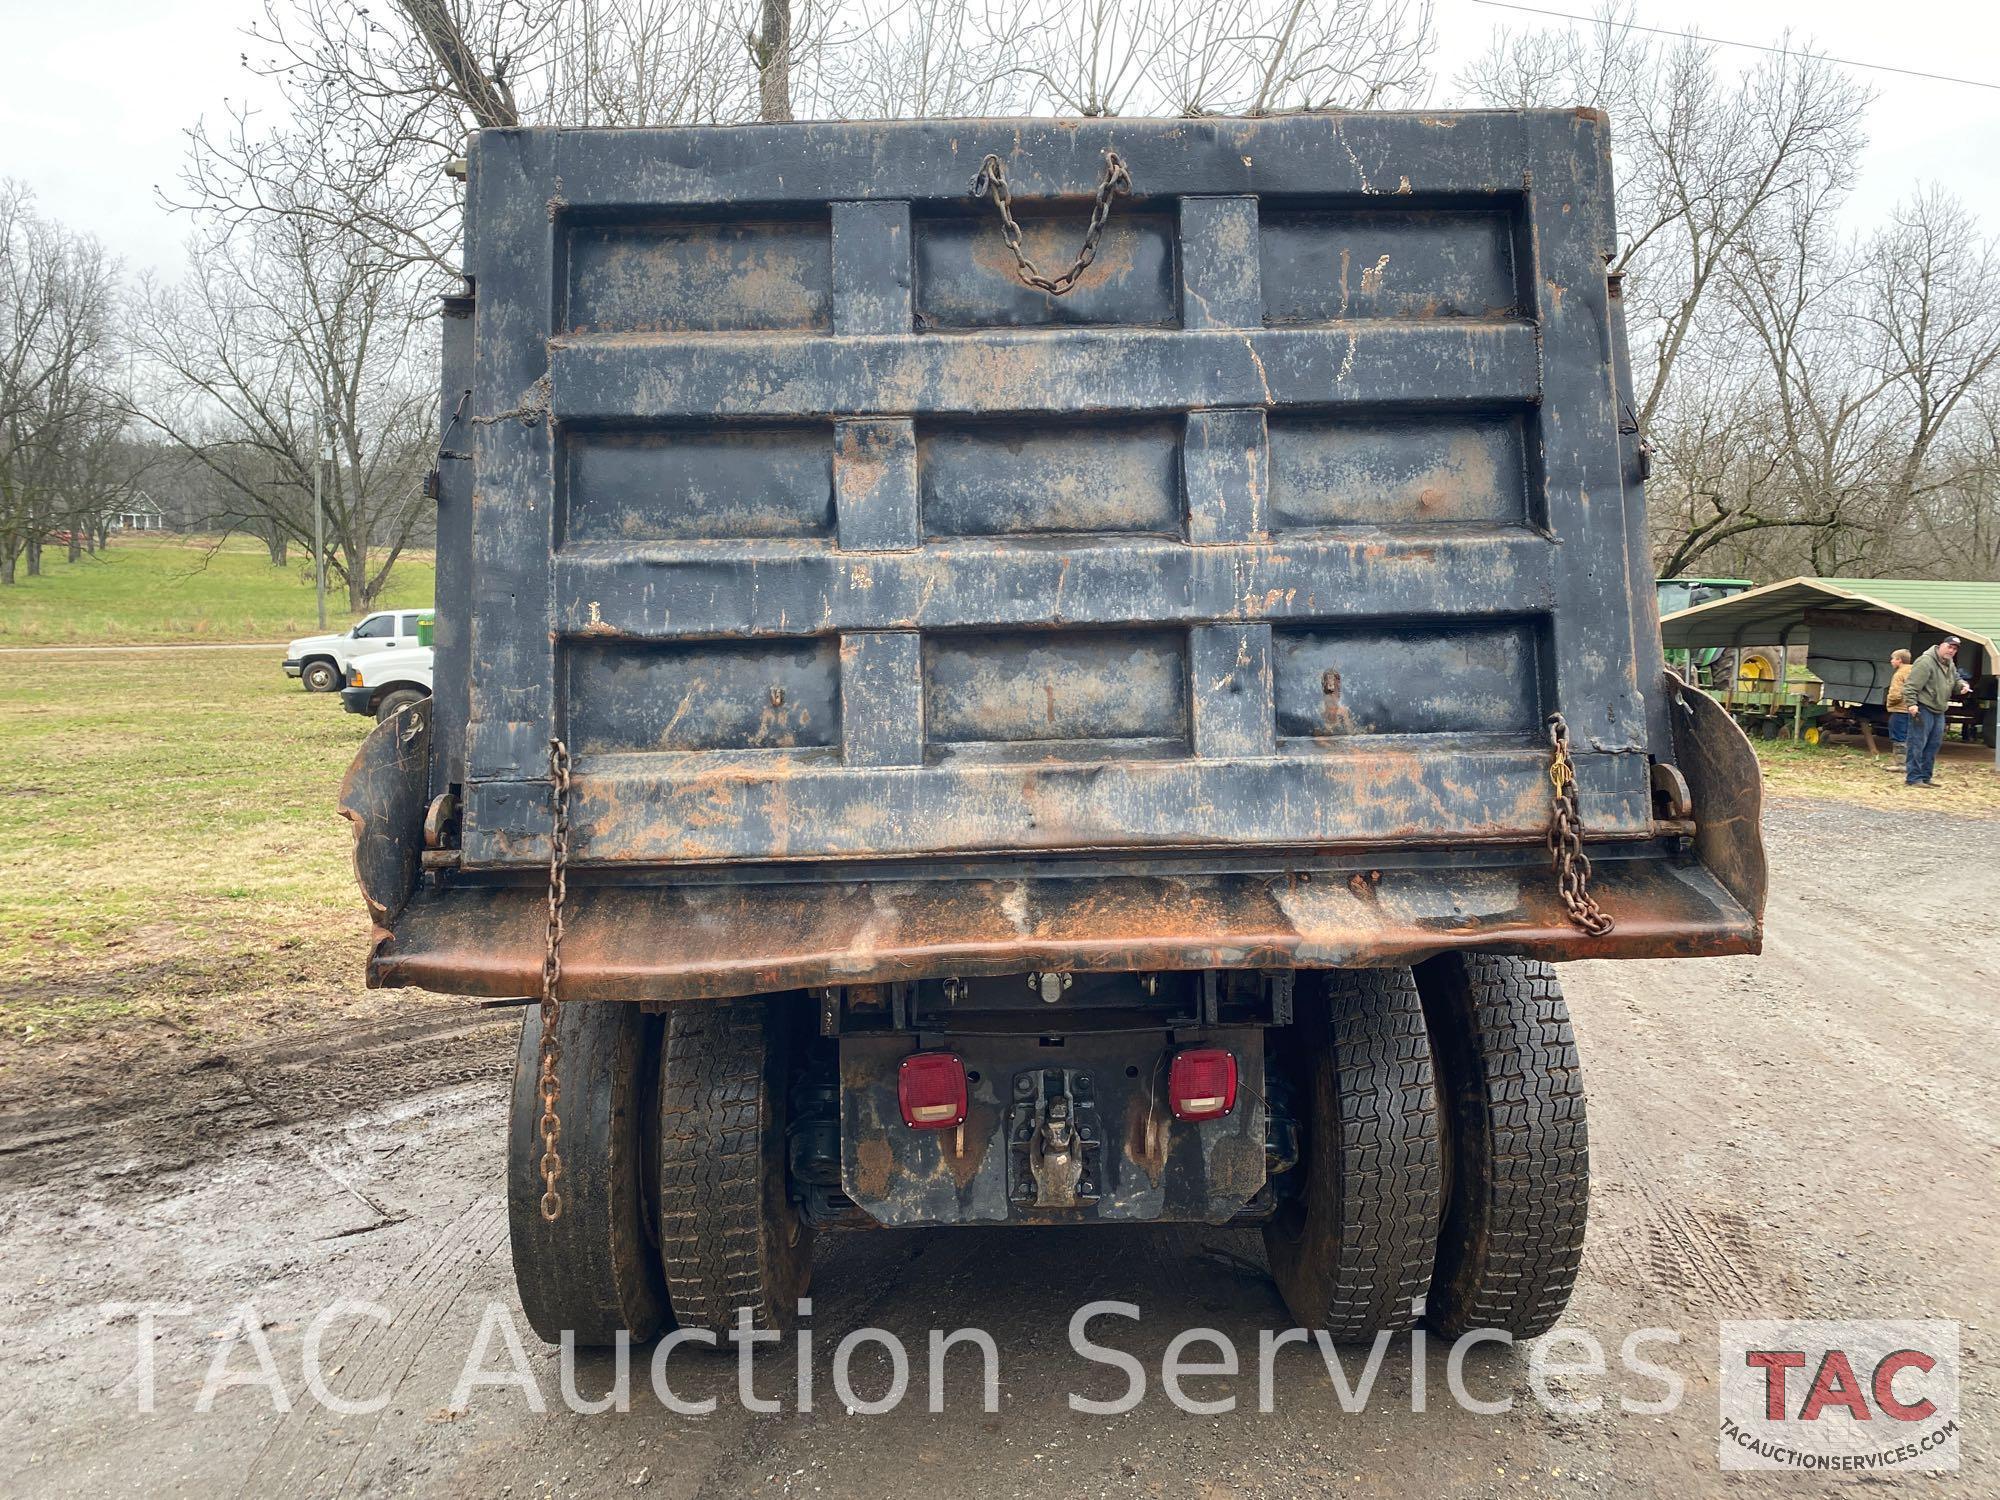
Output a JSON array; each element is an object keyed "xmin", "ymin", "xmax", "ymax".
[
  {"xmin": 0, "ymin": 532, "xmax": 434, "ymax": 646},
  {"xmin": 2, "ymin": 651, "xmax": 1996, "ymax": 1070},
  {"xmin": 0, "ymin": 650, "xmax": 392, "ymax": 1066},
  {"xmin": 1755, "ymin": 734, "xmax": 2000, "ymax": 814}
]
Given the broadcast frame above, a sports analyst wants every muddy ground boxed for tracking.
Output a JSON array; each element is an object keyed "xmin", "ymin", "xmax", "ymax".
[{"xmin": 1, "ymin": 798, "xmax": 1993, "ymax": 1499}]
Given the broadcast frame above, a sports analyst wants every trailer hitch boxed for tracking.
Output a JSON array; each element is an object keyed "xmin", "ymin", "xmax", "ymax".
[{"xmin": 1010, "ymin": 1068, "xmax": 1103, "ymax": 1210}]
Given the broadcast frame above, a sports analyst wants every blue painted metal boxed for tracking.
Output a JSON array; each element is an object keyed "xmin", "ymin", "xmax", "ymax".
[{"xmin": 347, "ymin": 114, "xmax": 1767, "ymax": 1002}]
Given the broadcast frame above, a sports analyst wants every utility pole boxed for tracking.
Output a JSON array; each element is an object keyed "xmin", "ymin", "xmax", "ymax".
[{"xmin": 313, "ymin": 414, "xmax": 329, "ymax": 630}]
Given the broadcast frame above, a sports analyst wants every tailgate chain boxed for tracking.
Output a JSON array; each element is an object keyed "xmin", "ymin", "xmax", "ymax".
[
  {"xmin": 537, "ymin": 737, "xmax": 573, "ymax": 1221},
  {"xmin": 1546, "ymin": 713, "xmax": 1615, "ymax": 936},
  {"xmin": 970, "ymin": 149, "xmax": 1132, "ymax": 296}
]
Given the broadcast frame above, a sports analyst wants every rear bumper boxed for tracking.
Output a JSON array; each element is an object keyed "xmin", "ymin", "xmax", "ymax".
[
  {"xmin": 342, "ymin": 672, "xmax": 1767, "ymax": 1002},
  {"xmin": 368, "ymin": 850, "xmax": 1758, "ymax": 1002}
]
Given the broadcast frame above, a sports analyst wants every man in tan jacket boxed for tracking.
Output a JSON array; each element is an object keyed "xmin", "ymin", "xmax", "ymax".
[{"xmin": 1883, "ymin": 649, "xmax": 1913, "ymax": 771}]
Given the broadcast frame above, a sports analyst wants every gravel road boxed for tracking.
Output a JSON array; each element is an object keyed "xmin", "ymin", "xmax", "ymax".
[{"xmin": 2, "ymin": 798, "xmax": 1993, "ymax": 1499}]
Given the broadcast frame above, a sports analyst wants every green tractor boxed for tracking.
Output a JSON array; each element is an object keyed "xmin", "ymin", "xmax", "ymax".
[{"xmin": 1656, "ymin": 577, "xmax": 1755, "ymax": 688}]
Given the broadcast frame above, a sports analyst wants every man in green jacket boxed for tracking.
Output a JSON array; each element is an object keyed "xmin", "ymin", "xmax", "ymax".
[{"xmin": 1902, "ymin": 637, "xmax": 1971, "ymax": 788}]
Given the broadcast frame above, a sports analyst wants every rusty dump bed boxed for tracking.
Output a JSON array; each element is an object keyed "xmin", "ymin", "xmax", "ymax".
[{"xmin": 345, "ymin": 113, "xmax": 1766, "ymax": 1002}]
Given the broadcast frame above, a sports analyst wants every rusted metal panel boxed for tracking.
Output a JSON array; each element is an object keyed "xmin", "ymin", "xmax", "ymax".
[
  {"xmin": 534, "ymin": 116, "xmax": 1580, "ymax": 207},
  {"xmin": 919, "ymin": 417, "xmax": 1183, "ymax": 537},
  {"xmin": 924, "ymin": 627, "xmax": 1189, "ymax": 747},
  {"xmin": 566, "ymin": 217, "xmax": 832, "ymax": 334},
  {"xmin": 1665, "ymin": 669, "xmax": 1768, "ymax": 921},
  {"xmin": 548, "ymin": 528, "xmax": 1556, "ymax": 639},
  {"xmin": 914, "ymin": 208, "xmax": 1178, "ymax": 329},
  {"xmin": 430, "ymin": 297, "xmax": 473, "ymax": 782},
  {"xmin": 368, "ymin": 844, "xmax": 1755, "ymax": 1004},
  {"xmin": 1267, "ymin": 413, "xmax": 1531, "ymax": 529},
  {"xmin": 476, "ymin": 744, "xmax": 1645, "ymax": 866},
  {"xmin": 563, "ymin": 425, "xmax": 835, "ymax": 542},
  {"xmin": 338, "ymin": 698, "xmax": 431, "ymax": 933},
  {"xmin": 546, "ymin": 323, "xmax": 1543, "ymax": 421},
  {"xmin": 565, "ymin": 637, "xmax": 840, "ymax": 754},
  {"xmin": 1273, "ymin": 622, "xmax": 1542, "ymax": 738},
  {"xmin": 363, "ymin": 112, "xmax": 1767, "ymax": 999},
  {"xmin": 1260, "ymin": 207, "xmax": 1522, "ymax": 322}
]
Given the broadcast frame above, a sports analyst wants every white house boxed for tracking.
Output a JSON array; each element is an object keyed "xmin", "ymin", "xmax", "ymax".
[{"xmin": 109, "ymin": 489, "xmax": 166, "ymax": 531}]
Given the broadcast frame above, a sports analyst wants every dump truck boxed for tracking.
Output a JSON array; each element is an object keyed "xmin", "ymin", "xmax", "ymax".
[{"xmin": 340, "ymin": 114, "xmax": 1766, "ymax": 1348}]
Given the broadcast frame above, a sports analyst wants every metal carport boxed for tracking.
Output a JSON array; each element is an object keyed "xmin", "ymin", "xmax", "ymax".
[{"xmin": 1660, "ymin": 577, "xmax": 2000, "ymax": 765}]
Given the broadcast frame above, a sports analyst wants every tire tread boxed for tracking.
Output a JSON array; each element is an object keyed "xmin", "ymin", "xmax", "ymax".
[
  {"xmin": 1420, "ymin": 954, "xmax": 1588, "ymax": 1339},
  {"xmin": 656, "ymin": 999, "xmax": 808, "ymax": 1332},
  {"xmin": 1266, "ymin": 968, "xmax": 1442, "ymax": 1340}
]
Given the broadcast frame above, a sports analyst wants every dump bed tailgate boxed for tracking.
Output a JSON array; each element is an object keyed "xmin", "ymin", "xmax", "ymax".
[
  {"xmin": 459, "ymin": 114, "xmax": 1661, "ymax": 869},
  {"xmin": 348, "ymin": 113, "xmax": 1763, "ymax": 1000}
]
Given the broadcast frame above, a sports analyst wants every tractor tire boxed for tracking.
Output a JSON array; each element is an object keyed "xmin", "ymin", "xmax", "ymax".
[
  {"xmin": 1263, "ymin": 968, "xmax": 1443, "ymax": 1341},
  {"xmin": 507, "ymin": 1003, "xmax": 668, "ymax": 1346},
  {"xmin": 1414, "ymin": 953, "xmax": 1589, "ymax": 1340},
  {"xmin": 656, "ymin": 997, "xmax": 813, "ymax": 1334},
  {"xmin": 1733, "ymin": 648, "xmax": 1782, "ymax": 692},
  {"xmin": 301, "ymin": 659, "xmax": 340, "ymax": 693}
]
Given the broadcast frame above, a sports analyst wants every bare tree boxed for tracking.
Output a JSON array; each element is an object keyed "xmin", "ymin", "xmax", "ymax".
[
  {"xmin": 803, "ymin": 0, "xmax": 1027, "ymax": 119},
  {"xmin": 999, "ymin": 0, "xmax": 1432, "ymax": 118},
  {"xmin": 1457, "ymin": 4, "xmax": 1868, "ymax": 431},
  {"xmin": 131, "ymin": 210, "xmax": 436, "ymax": 610},
  {"xmin": 1651, "ymin": 184, "xmax": 2000, "ymax": 580},
  {"xmin": 197, "ymin": 0, "xmax": 1434, "ymax": 304},
  {"xmin": 1158, "ymin": 0, "xmax": 1436, "ymax": 115},
  {"xmin": 198, "ymin": 1, "xmax": 830, "ymax": 286},
  {"xmin": 1915, "ymin": 391, "xmax": 2000, "ymax": 579},
  {"xmin": 0, "ymin": 183, "xmax": 123, "ymax": 585},
  {"xmin": 1443, "ymin": 6, "xmax": 2000, "ymax": 581},
  {"xmin": 1857, "ymin": 189, "xmax": 2000, "ymax": 547},
  {"xmin": 547, "ymin": 1, "xmax": 758, "ymax": 125},
  {"xmin": 393, "ymin": 0, "xmax": 525, "ymax": 126},
  {"xmin": 749, "ymin": 0, "xmax": 795, "ymax": 118}
]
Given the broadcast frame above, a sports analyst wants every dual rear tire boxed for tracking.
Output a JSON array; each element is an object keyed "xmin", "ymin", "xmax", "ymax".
[
  {"xmin": 1263, "ymin": 954, "xmax": 1589, "ymax": 1341},
  {"xmin": 1262, "ymin": 969, "xmax": 1441, "ymax": 1340},
  {"xmin": 508, "ymin": 996, "xmax": 810, "ymax": 1346},
  {"xmin": 508, "ymin": 956, "xmax": 1590, "ymax": 1347}
]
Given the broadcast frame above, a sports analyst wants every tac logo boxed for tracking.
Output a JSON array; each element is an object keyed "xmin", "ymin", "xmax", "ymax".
[{"xmin": 1718, "ymin": 1320, "xmax": 1960, "ymax": 1472}]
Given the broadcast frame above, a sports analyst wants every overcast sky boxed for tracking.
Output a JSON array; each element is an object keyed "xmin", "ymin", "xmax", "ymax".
[{"xmin": 1, "ymin": 0, "xmax": 1995, "ymax": 278}]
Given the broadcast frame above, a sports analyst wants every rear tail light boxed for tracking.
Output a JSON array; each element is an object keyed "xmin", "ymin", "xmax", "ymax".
[
  {"xmin": 897, "ymin": 1051, "xmax": 967, "ymax": 1129},
  {"xmin": 1169, "ymin": 1048, "xmax": 1237, "ymax": 1121}
]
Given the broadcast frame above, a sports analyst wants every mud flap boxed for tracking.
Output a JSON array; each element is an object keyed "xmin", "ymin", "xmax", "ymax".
[
  {"xmin": 338, "ymin": 698, "xmax": 432, "ymax": 934},
  {"xmin": 1665, "ymin": 669, "xmax": 1767, "ymax": 934}
]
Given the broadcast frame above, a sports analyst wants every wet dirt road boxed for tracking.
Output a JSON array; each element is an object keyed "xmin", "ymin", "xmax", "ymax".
[{"xmin": 2, "ymin": 798, "xmax": 1993, "ymax": 1498}]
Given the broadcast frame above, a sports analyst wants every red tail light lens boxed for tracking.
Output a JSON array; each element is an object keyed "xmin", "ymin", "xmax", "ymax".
[
  {"xmin": 897, "ymin": 1051, "xmax": 967, "ymax": 1129},
  {"xmin": 1168, "ymin": 1048, "xmax": 1237, "ymax": 1121}
]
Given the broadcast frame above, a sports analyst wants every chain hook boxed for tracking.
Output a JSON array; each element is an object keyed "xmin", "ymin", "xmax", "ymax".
[
  {"xmin": 537, "ymin": 736, "xmax": 572, "ymax": 1221},
  {"xmin": 1545, "ymin": 713, "xmax": 1614, "ymax": 937},
  {"xmin": 969, "ymin": 149, "xmax": 1133, "ymax": 297}
]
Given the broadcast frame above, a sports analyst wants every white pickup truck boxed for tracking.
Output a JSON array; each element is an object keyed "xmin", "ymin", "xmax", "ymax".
[
  {"xmin": 339, "ymin": 645, "xmax": 433, "ymax": 723},
  {"xmin": 283, "ymin": 608, "xmax": 433, "ymax": 692}
]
